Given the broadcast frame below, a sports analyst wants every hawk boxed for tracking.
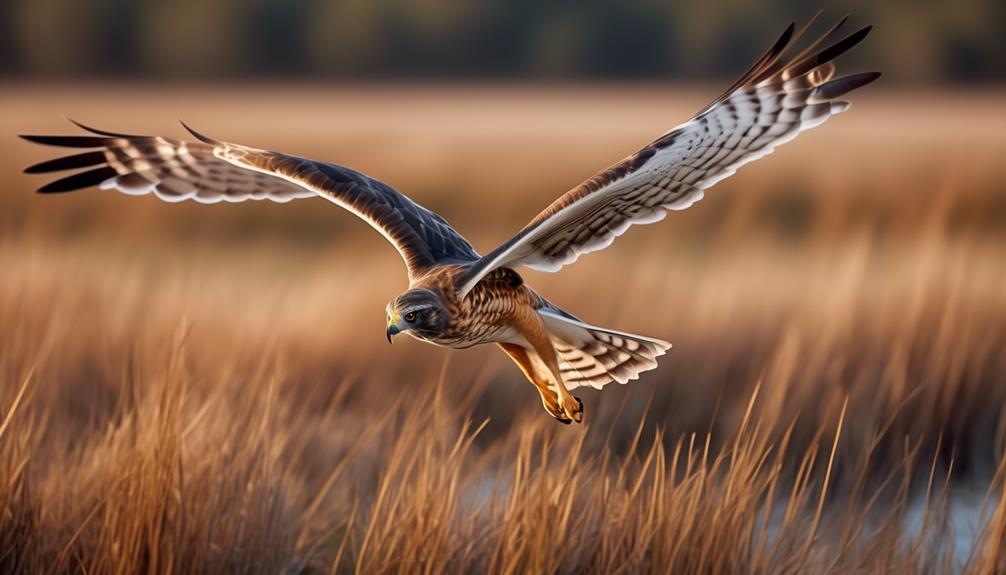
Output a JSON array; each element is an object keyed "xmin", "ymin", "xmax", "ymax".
[{"xmin": 21, "ymin": 18, "xmax": 878, "ymax": 424}]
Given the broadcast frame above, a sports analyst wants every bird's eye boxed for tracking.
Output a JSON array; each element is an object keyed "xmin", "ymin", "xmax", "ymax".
[{"xmin": 404, "ymin": 312, "xmax": 417, "ymax": 322}]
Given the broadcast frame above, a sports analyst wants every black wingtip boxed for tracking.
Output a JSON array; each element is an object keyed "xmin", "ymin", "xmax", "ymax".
[
  {"xmin": 816, "ymin": 71, "xmax": 882, "ymax": 99},
  {"xmin": 179, "ymin": 120, "xmax": 219, "ymax": 145},
  {"xmin": 778, "ymin": 22, "xmax": 797, "ymax": 51},
  {"xmin": 823, "ymin": 24, "xmax": 874, "ymax": 62},
  {"xmin": 19, "ymin": 133, "xmax": 115, "ymax": 148},
  {"xmin": 842, "ymin": 25, "xmax": 873, "ymax": 49},
  {"xmin": 64, "ymin": 117, "xmax": 138, "ymax": 138},
  {"xmin": 23, "ymin": 150, "xmax": 107, "ymax": 174},
  {"xmin": 36, "ymin": 166, "xmax": 118, "ymax": 194},
  {"xmin": 786, "ymin": 23, "xmax": 874, "ymax": 79}
]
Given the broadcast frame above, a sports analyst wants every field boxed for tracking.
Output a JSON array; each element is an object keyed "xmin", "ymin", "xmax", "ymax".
[{"xmin": 1, "ymin": 84, "xmax": 1005, "ymax": 573}]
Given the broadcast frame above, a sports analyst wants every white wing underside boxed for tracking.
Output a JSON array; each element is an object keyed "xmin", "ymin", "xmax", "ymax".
[
  {"xmin": 521, "ymin": 97, "xmax": 838, "ymax": 275},
  {"xmin": 457, "ymin": 20, "xmax": 878, "ymax": 297}
]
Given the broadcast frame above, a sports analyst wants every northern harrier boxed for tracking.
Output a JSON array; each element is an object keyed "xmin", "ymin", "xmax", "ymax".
[{"xmin": 21, "ymin": 19, "xmax": 878, "ymax": 424}]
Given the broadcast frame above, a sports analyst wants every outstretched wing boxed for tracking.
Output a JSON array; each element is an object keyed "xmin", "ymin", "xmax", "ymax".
[
  {"xmin": 456, "ymin": 17, "xmax": 879, "ymax": 297},
  {"xmin": 20, "ymin": 121, "xmax": 480, "ymax": 279}
]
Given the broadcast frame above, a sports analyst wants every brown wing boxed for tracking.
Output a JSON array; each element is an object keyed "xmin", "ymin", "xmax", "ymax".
[
  {"xmin": 456, "ymin": 17, "xmax": 879, "ymax": 297},
  {"xmin": 20, "ymin": 121, "xmax": 480, "ymax": 279}
]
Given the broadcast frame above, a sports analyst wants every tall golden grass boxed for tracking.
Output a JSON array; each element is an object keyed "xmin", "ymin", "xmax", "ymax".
[{"xmin": 1, "ymin": 85, "xmax": 1005, "ymax": 573}]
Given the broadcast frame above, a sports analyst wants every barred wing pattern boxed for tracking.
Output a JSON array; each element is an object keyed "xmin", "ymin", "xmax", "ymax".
[
  {"xmin": 457, "ymin": 18, "xmax": 879, "ymax": 297},
  {"xmin": 21, "ymin": 123, "xmax": 480, "ymax": 278}
]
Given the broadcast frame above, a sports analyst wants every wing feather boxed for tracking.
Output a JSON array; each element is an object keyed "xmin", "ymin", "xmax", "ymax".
[
  {"xmin": 21, "ymin": 122, "xmax": 479, "ymax": 279},
  {"xmin": 456, "ymin": 18, "xmax": 878, "ymax": 297}
]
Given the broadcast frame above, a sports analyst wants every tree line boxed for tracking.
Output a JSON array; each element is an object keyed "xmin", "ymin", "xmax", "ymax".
[{"xmin": 1, "ymin": 0, "xmax": 1002, "ymax": 82}]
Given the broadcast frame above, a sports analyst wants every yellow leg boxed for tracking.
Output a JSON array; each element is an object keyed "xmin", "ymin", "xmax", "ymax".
[
  {"xmin": 498, "ymin": 343, "xmax": 568, "ymax": 422},
  {"xmin": 508, "ymin": 308, "xmax": 585, "ymax": 424}
]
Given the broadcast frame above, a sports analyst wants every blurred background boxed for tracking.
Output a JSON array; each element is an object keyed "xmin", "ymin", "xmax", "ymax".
[
  {"xmin": 1, "ymin": 0, "xmax": 1004, "ymax": 82},
  {"xmin": 2, "ymin": 1, "xmax": 1006, "ymax": 572}
]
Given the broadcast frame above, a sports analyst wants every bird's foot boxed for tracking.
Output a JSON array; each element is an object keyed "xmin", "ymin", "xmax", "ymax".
[
  {"xmin": 559, "ymin": 395, "xmax": 584, "ymax": 424},
  {"xmin": 540, "ymin": 397, "xmax": 572, "ymax": 424},
  {"xmin": 545, "ymin": 402, "xmax": 572, "ymax": 424}
]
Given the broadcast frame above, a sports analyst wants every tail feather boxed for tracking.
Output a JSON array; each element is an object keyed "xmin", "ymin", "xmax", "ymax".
[{"xmin": 539, "ymin": 310, "xmax": 670, "ymax": 390}]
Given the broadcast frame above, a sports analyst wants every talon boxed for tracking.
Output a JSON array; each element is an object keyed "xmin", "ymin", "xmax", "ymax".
[
  {"xmin": 557, "ymin": 396, "xmax": 584, "ymax": 424},
  {"xmin": 550, "ymin": 405, "xmax": 572, "ymax": 424},
  {"xmin": 571, "ymin": 396, "xmax": 584, "ymax": 423}
]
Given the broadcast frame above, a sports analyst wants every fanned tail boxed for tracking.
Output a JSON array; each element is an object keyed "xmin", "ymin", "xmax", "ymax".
[{"xmin": 539, "ymin": 310, "xmax": 671, "ymax": 390}]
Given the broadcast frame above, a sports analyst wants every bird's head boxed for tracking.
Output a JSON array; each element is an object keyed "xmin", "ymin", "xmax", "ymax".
[{"xmin": 386, "ymin": 288, "xmax": 450, "ymax": 343}]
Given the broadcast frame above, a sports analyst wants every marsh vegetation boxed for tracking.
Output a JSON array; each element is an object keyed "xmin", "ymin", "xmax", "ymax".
[{"xmin": 1, "ymin": 85, "xmax": 1004, "ymax": 573}]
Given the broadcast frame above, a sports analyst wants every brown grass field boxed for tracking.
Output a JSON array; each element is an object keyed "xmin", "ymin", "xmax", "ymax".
[{"xmin": 1, "ymin": 84, "xmax": 1005, "ymax": 573}]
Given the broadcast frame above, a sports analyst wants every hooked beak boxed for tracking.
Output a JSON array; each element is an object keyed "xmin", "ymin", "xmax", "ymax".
[{"xmin": 386, "ymin": 312, "xmax": 402, "ymax": 343}]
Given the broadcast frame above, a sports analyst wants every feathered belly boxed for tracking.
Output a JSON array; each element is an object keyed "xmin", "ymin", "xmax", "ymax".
[{"xmin": 420, "ymin": 271, "xmax": 534, "ymax": 349}]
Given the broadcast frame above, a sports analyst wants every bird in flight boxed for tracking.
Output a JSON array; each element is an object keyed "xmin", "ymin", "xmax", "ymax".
[{"xmin": 21, "ymin": 18, "xmax": 878, "ymax": 424}]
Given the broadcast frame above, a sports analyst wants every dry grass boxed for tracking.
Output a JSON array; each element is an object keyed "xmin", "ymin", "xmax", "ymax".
[{"xmin": 1, "ymin": 84, "xmax": 1005, "ymax": 573}]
